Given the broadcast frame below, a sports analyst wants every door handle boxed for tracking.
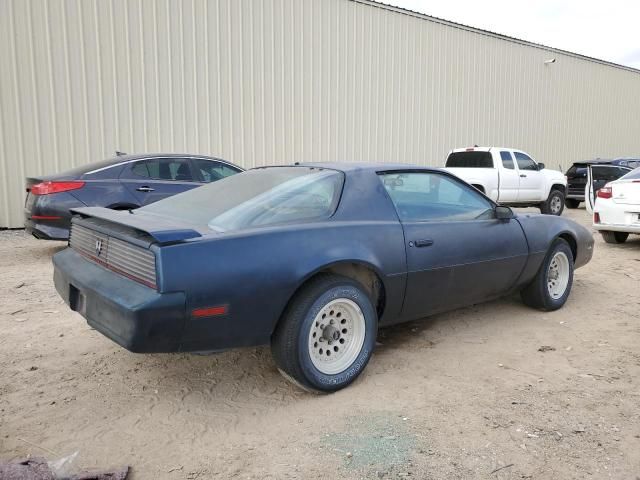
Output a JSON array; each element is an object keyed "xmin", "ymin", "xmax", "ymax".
[
  {"xmin": 414, "ymin": 239, "xmax": 434, "ymax": 248},
  {"xmin": 136, "ymin": 186, "xmax": 155, "ymax": 192},
  {"xmin": 520, "ymin": 174, "xmax": 527, "ymax": 178}
]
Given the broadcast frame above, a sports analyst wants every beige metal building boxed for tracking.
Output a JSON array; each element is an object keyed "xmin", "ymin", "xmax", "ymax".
[{"xmin": 1, "ymin": 0, "xmax": 640, "ymax": 228}]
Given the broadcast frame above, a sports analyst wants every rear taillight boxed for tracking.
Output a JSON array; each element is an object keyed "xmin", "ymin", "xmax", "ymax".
[
  {"xmin": 594, "ymin": 212, "xmax": 600, "ymax": 224},
  {"xmin": 30, "ymin": 181, "xmax": 85, "ymax": 195},
  {"xmin": 597, "ymin": 187, "xmax": 612, "ymax": 199}
]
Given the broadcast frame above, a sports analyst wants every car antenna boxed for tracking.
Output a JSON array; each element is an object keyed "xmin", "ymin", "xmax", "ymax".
[{"xmin": 115, "ymin": 150, "xmax": 127, "ymax": 156}]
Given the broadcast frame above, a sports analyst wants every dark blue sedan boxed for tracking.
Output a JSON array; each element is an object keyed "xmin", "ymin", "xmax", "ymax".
[
  {"xmin": 24, "ymin": 153, "xmax": 242, "ymax": 240},
  {"xmin": 53, "ymin": 163, "xmax": 593, "ymax": 392}
]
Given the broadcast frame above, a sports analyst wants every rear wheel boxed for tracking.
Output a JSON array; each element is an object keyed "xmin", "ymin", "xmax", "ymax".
[
  {"xmin": 540, "ymin": 189, "xmax": 565, "ymax": 216},
  {"xmin": 521, "ymin": 238, "xmax": 574, "ymax": 311},
  {"xmin": 565, "ymin": 198, "xmax": 581, "ymax": 209},
  {"xmin": 271, "ymin": 274, "xmax": 377, "ymax": 393},
  {"xmin": 601, "ymin": 231, "xmax": 629, "ymax": 244}
]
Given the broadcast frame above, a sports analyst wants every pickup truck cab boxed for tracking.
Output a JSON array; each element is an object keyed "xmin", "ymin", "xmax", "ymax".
[{"xmin": 444, "ymin": 147, "xmax": 567, "ymax": 215}]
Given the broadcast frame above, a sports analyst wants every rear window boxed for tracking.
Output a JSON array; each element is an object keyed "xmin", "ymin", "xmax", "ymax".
[
  {"xmin": 620, "ymin": 166, "xmax": 640, "ymax": 180},
  {"xmin": 141, "ymin": 167, "xmax": 344, "ymax": 232},
  {"xmin": 445, "ymin": 151, "xmax": 493, "ymax": 168},
  {"xmin": 54, "ymin": 157, "xmax": 125, "ymax": 177}
]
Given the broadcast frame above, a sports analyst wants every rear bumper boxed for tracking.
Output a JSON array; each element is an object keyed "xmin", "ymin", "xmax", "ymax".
[
  {"xmin": 593, "ymin": 223, "xmax": 640, "ymax": 234},
  {"xmin": 53, "ymin": 248, "xmax": 186, "ymax": 353},
  {"xmin": 24, "ymin": 216, "xmax": 70, "ymax": 240},
  {"xmin": 593, "ymin": 200, "xmax": 640, "ymax": 234},
  {"xmin": 24, "ymin": 191, "xmax": 84, "ymax": 240}
]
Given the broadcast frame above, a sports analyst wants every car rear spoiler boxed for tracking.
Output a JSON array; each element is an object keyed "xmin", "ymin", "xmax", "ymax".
[{"xmin": 70, "ymin": 207, "xmax": 203, "ymax": 244}]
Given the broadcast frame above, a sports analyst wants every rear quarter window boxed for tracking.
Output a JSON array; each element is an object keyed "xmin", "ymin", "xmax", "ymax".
[{"xmin": 445, "ymin": 152, "xmax": 494, "ymax": 168}]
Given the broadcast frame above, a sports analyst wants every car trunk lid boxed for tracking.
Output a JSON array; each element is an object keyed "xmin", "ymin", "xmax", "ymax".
[{"xmin": 612, "ymin": 180, "xmax": 640, "ymax": 205}]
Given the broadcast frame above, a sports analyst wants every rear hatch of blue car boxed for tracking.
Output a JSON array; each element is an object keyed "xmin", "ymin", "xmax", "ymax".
[{"xmin": 67, "ymin": 207, "xmax": 206, "ymax": 290}]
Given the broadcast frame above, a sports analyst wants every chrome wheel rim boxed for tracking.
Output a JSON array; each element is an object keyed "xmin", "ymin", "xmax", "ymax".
[
  {"xmin": 550, "ymin": 195, "xmax": 562, "ymax": 214},
  {"xmin": 308, "ymin": 298, "xmax": 366, "ymax": 375},
  {"xmin": 547, "ymin": 251, "xmax": 570, "ymax": 299}
]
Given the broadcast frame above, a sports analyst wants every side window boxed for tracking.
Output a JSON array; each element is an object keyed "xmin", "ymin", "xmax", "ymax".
[
  {"xmin": 514, "ymin": 152, "xmax": 538, "ymax": 171},
  {"xmin": 500, "ymin": 151, "xmax": 515, "ymax": 169},
  {"xmin": 131, "ymin": 161, "xmax": 151, "ymax": 178},
  {"xmin": 379, "ymin": 172, "xmax": 494, "ymax": 222},
  {"xmin": 131, "ymin": 159, "xmax": 193, "ymax": 181},
  {"xmin": 194, "ymin": 159, "xmax": 239, "ymax": 183}
]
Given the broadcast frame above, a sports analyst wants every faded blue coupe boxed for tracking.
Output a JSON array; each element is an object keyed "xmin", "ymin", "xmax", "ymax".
[{"xmin": 53, "ymin": 163, "xmax": 593, "ymax": 392}]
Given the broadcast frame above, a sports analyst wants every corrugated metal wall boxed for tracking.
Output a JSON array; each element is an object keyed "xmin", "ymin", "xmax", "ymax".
[{"xmin": 1, "ymin": 0, "xmax": 640, "ymax": 228}]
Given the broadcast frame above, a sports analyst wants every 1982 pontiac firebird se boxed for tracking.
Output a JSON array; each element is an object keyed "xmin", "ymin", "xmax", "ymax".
[{"xmin": 53, "ymin": 164, "xmax": 594, "ymax": 392}]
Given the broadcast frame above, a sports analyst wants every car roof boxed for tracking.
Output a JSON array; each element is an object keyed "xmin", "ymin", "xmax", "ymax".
[
  {"xmin": 49, "ymin": 152, "xmax": 237, "ymax": 178},
  {"xmin": 295, "ymin": 162, "xmax": 440, "ymax": 173},
  {"xmin": 572, "ymin": 158, "xmax": 639, "ymax": 166}
]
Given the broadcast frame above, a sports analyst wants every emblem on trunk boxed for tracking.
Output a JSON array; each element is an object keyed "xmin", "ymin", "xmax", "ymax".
[{"xmin": 95, "ymin": 238, "xmax": 103, "ymax": 256}]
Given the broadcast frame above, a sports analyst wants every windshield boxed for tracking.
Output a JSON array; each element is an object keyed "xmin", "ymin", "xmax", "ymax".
[{"xmin": 140, "ymin": 167, "xmax": 344, "ymax": 232}]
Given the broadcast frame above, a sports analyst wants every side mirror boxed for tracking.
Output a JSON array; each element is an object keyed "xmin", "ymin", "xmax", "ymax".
[
  {"xmin": 495, "ymin": 205, "xmax": 514, "ymax": 220},
  {"xmin": 538, "ymin": 162, "xmax": 545, "ymax": 170}
]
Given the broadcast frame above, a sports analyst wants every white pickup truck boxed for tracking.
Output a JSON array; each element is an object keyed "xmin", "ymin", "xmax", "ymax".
[{"xmin": 443, "ymin": 147, "xmax": 567, "ymax": 215}]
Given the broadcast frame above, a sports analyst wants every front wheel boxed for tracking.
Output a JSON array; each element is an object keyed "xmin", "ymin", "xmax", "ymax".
[
  {"xmin": 271, "ymin": 274, "xmax": 377, "ymax": 393},
  {"xmin": 601, "ymin": 231, "xmax": 629, "ymax": 244},
  {"xmin": 540, "ymin": 189, "xmax": 565, "ymax": 216},
  {"xmin": 521, "ymin": 238, "xmax": 574, "ymax": 311}
]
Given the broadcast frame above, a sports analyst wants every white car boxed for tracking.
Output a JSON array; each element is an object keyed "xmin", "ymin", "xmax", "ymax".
[
  {"xmin": 444, "ymin": 147, "xmax": 567, "ymax": 215},
  {"xmin": 587, "ymin": 166, "xmax": 640, "ymax": 243}
]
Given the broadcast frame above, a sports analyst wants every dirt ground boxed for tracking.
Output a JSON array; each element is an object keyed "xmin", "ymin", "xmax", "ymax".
[{"xmin": 1, "ymin": 207, "xmax": 639, "ymax": 479}]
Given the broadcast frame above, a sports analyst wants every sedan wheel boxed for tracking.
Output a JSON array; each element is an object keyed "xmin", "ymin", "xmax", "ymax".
[
  {"xmin": 271, "ymin": 274, "xmax": 377, "ymax": 393},
  {"xmin": 521, "ymin": 238, "xmax": 574, "ymax": 311},
  {"xmin": 601, "ymin": 231, "xmax": 629, "ymax": 244}
]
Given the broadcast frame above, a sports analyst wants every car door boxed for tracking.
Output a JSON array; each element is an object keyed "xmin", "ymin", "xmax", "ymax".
[
  {"xmin": 379, "ymin": 171, "xmax": 529, "ymax": 320},
  {"xmin": 120, "ymin": 157, "xmax": 200, "ymax": 206},
  {"xmin": 514, "ymin": 152, "xmax": 544, "ymax": 201},
  {"xmin": 498, "ymin": 151, "xmax": 520, "ymax": 202},
  {"xmin": 585, "ymin": 165, "xmax": 631, "ymax": 213}
]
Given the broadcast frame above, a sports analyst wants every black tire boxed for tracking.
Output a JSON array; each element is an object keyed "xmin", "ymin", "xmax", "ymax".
[
  {"xmin": 271, "ymin": 274, "xmax": 377, "ymax": 393},
  {"xmin": 565, "ymin": 198, "xmax": 581, "ymax": 209},
  {"xmin": 520, "ymin": 238, "xmax": 574, "ymax": 311},
  {"xmin": 601, "ymin": 231, "xmax": 629, "ymax": 244},
  {"xmin": 540, "ymin": 189, "xmax": 565, "ymax": 216}
]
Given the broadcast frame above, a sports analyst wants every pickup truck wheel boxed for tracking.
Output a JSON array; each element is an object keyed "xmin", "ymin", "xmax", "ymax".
[
  {"xmin": 271, "ymin": 274, "xmax": 377, "ymax": 393},
  {"xmin": 520, "ymin": 238, "xmax": 574, "ymax": 311},
  {"xmin": 601, "ymin": 231, "xmax": 629, "ymax": 244},
  {"xmin": 540, "ymin": 190, "xmax": 565, "ymax": 216},
  {"xmin": 565, "ymin": 199, "xmax": 580, "ymax": 209}
]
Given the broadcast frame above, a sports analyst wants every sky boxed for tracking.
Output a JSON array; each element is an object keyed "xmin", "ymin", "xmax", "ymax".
[{"xmin": 378, "ymin": 0, "xmax": 640, "ymax": 69}]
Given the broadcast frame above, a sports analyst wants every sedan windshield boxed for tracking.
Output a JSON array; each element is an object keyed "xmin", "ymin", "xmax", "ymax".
[{"xmin": 140, "ymin": 167, "xmax": 344, "ymax": 232}]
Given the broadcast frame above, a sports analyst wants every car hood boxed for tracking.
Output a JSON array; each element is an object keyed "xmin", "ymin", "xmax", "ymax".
[{"xmin": 540, "ymin": 168, "xmax": 566, "ymax": 184}]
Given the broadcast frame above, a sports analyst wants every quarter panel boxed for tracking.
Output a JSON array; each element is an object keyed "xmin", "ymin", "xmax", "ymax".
[
  {"xmin": 71, "ymin": 180, "xmax": 140, "ymax": 209},
  {"xmin": 158, "ymin": 221, "xmax": 407, "ymax": 350}
]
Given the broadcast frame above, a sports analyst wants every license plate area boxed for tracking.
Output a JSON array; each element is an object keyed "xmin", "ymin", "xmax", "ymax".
[{"xmin": 69, "ymin": 284, "xmax": 86, "ymax": 315}]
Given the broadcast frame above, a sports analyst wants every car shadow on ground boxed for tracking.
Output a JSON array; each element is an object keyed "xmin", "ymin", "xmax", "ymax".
[{"xmin": 102, "ymin": 293, "xmax": 529, "ymax": 406}]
